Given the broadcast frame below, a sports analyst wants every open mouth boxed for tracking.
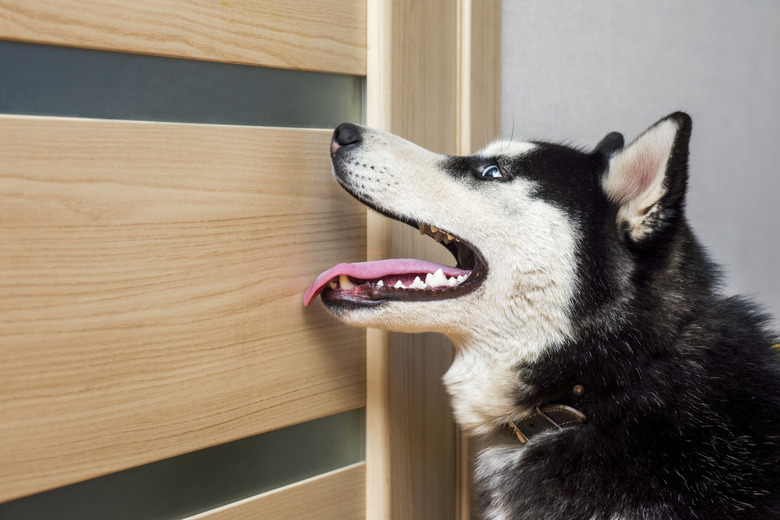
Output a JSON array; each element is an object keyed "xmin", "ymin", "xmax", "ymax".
[{"xmin": 303, "ymin": 221, "xmax": 487, "ymax": 307}]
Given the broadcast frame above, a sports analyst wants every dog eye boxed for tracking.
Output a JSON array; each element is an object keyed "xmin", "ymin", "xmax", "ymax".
[{"xmin": 479, "ymin": 165, "xmax": 503, "ymax": 179}]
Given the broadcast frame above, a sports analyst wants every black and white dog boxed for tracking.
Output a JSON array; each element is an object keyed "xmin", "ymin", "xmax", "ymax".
[{"xmin": 304, "ymin": 113, "xmax": 780, "ymax": 519}]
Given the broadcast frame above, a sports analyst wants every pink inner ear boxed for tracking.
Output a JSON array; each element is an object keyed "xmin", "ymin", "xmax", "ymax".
[
  {"xmin": 615, "ymin": 148, "xmax": 662, "ymax": 205},
  {"xmin": 608, "ymin": 119, "xmax": 678, "ymax": 206}
]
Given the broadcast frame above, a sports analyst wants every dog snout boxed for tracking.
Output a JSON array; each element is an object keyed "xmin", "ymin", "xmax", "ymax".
[{"xmin": 331, "ymin": 123, "xmax": 362, "ymax": 155}]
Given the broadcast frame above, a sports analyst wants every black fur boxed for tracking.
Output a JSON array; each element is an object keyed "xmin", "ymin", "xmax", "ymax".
[{"xmin": 475, "ymin": 114, "xmax": 780, "ymax": 519}]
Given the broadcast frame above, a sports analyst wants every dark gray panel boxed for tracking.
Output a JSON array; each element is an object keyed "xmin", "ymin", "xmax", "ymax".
[
  {"xmin": 0, "ymin": 41, "xmax": 363, "ymax": 128},
  {"xmin": 0, "ymin": 408, "xmax": 365, "ymax": 519}
]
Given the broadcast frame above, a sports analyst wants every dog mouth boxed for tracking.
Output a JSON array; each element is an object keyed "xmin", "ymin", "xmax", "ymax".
[{"xmin": 303, "ymin": 221, "xmax": 486, "ymax": 307}]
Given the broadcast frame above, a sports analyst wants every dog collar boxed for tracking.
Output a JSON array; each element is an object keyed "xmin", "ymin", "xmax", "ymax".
[{"xmin": 506, "ymin": 404, "xmax": 587, "ymax": 444}]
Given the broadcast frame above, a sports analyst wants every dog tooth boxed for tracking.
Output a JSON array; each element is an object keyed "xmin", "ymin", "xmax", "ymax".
[
  {"xmin": 377, "ymin": 280, "xmax": 384, "ymax": 287},
  {"xmin": 448, "ymin": 277, "xmax": 457, "ymax": 286},
  {"xmin": 418, "ymin": 222, "xmax": 426, "ymax": 235},
  {"xmin": 394, "ymin": 280, "xmax": 405, "ymax": 289},
  {"xmin": 456, "ymin": 274, "xmax": 468, "ymax": 283},
  {"xmin": 339, "ymin": 274, "xmax": 356, "ymax": 290},
  {"xmin": 428, "ymin": 268, "xmax": 450, "ymax": 287},
  {"xmin": 409, "ymin": 276, "xmax": 427, "ymax": 289},
  {"xmin": 446, "ymin": 234, "xmax": 455, "ymax": 242},
  {"xmin": 329, "ymin": 280, "xmax": 338, "ymax": 289},
  {"xmin": 430, "ymin": 226, "xmax": 439, "ymax": 233}
]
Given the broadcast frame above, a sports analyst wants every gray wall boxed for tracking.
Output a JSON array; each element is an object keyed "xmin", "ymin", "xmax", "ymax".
[{"xmin": 501, "ymin": 0, "xmax": 780, "ymax": 330}]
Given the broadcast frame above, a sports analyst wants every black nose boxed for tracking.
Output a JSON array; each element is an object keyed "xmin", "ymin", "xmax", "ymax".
[{"xmin": 331, "ymin": 123, "xmax": 361, "ymax": 154}]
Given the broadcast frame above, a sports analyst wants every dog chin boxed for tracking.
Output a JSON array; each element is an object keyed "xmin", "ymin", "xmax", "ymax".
[{"xmin": 322, "ymin": 298, "xmax": 448, "ymax": 334}]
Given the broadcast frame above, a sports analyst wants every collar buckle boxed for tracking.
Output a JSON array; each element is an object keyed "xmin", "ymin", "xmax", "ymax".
[{"xmin": 507, "ymin": 404, "xmax": 587, "ymax": 444}]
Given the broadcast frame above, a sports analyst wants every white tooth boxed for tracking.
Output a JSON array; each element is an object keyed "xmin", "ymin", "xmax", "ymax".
[
  {"xmin": 448, "ymin": 276, "xmax": 457, "ymax": 286},
  {"xmin": 425, "ymin": 272, "xmax": 435, "ymax": 286},
  {"xmin": 394, "ymin": 280, "xmax": 405, "ymax": 289},
  {"xmin": 409, "ymin": 276, "xmax": 427, "ymax": 289},
  {"xmin": 456, "ymin": 274, "xmax": 468, "ymax": 283},
  {"xmin": 339, "ymin": 274, "xmax": 356, "ymax": 290},
  {"xmin": 429, "ymin": 268, "xmax": 449, "ymax": 287},
  {"xmin": 377, "ymin": 280, "xmax": 384, "ymax": 287}
]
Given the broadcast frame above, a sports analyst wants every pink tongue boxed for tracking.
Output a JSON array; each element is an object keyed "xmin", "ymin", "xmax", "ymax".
[{"xmin": 303, "ymin": 259, "xmax": 470, "ymax": 306}]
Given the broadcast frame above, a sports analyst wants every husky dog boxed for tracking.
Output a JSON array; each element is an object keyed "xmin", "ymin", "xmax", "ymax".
[{"xmin": 304, "ymin": 113, "xmax": 780, "ymax": 519}]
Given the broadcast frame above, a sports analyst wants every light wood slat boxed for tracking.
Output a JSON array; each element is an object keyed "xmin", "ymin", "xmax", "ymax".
[
  {"xmin": 366, "ymin": 1, "xmax": 460, "ymax": 519},
  {"xmin": 455, "ymin": 4, "xmax": 501, "ymax": 518},
  {"xmin": 366, "ymin": 0, "xmax": 502, "ymax": 518},
  {"xmin": 458, "ymin": 0, "xmax": 502, "ymax": 154},
  {"xmin": 0, "ymin": 116, "xmax": 366, "ymax": 502},
  {"xmin": 0, "ymin": 0, "xmax": 366, "ymax": 75},
  {"xmin": 185, "ymin": 463, "xmax": 365, "ymax": 520}
]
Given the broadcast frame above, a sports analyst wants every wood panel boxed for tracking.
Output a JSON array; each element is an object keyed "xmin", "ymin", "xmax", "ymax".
[
  {"xmin": 0, "ymin": 0, "xmax": 366, "ymax": 75},
  {"xmin": 185, "ymin": 463, "xmax": 365, "ymax": 520},
  {"xmin": 366, "ymin": 0, "xmax": 501, "ymax": 518},
  {"xmin": 458, "ymin": 0, "xmax": 502, "ymax": 154},
  {"xmin": 0, "ymin": 116, "xmax": 366, "ymax": 502},
  {"xmin": 366, "ymin": 1, "xmax": 459, "ymax": 519},
  {"xmin": 455, "ymin": 4, "xmax": 502, "ymax": 517}
]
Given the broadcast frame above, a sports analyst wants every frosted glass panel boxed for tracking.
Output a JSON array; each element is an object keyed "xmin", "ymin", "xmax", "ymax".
[
  {"xmin": 0, "ymin": 41, "xmax": 364, "ymax": 128},
  {"xmin": 0, "ymin": 409, "xmax": 365, "ymax": 519}
]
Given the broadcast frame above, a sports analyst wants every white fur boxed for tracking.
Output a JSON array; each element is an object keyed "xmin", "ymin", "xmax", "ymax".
[
  {"xmin": 476, "ymin": 444, "xmax": 528, "ymax": 520},
  {"xmin": 477, "ymin": 140, "xmax": 537, "ymax": 158},
  {"xmin": 477, "ymin": 442, "xmax": 636, "ymax": 520},
  {"xmin": 331, "ymin": 130, "xmax": 579, "ymax": 435}
]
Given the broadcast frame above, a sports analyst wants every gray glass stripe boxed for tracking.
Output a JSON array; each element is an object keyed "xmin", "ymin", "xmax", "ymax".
[
  {"xmin": 0, "ymin": 408, "xmax": 365, "ymax": 520},
  {"xmin": 0, "ymin": 41, "xmax": 364, "ymax": 128}
]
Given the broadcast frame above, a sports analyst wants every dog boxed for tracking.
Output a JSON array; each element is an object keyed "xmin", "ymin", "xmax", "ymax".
[{"xmin": 303, "ymin": 113, "xmax": 780, "ymax": 519}]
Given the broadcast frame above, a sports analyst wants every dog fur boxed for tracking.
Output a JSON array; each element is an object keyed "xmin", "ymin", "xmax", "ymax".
[{"xmin": 310, "ymin": 113, "xmax": 780, "ymax": 519}]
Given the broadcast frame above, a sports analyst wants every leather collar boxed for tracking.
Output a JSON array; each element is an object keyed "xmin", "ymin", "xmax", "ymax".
[{"xmin": 506, "ymin": 404, "xmax": 587, "ymax": 444}]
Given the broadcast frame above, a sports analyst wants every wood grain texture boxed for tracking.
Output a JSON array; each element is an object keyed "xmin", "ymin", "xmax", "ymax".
[
  {"xmin": 0, "ymin": 0, "xmax": 366, "ymax": 74},
  {"xmin": 366, "ymin": 1, "xmax": 459, "ymax": 519},
  {"xmin": 455, "ymin": 4, "xmax": 502, "ymax": 518},
  {"xmin": 458, "ymin": 0, "xmax": 502, "ymax": 154},
  {"xmin": 0, "ymin": 116, "xmax": 366, "ymax": 502},
  {"xmin": 366, "ymin": 0, "xmax": 501, "ymax": 518},
  {"xmin": 184, "ymin": 463, "xmax": 365, "ymax": 520}
]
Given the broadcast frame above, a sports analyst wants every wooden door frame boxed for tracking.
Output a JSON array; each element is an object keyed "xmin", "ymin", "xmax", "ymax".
[{"xmin": 366, "ymin": 1, "xmax": 501, "ymax": 518}]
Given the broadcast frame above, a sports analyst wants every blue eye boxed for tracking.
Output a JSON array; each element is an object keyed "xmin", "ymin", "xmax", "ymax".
[{"xmin": 480, "ymin": 165, "xmax": 503, "ymax": 179}]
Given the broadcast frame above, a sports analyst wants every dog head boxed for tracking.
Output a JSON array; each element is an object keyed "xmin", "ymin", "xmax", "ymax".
[{"xmin": 305, "ymin": 113, "xmax": 692, "ymax": 352}]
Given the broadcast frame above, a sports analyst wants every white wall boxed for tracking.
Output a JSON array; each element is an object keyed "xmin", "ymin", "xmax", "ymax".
[{"xmin": 501, "ymin": 0, "xmax": 780, "ymax": 330}]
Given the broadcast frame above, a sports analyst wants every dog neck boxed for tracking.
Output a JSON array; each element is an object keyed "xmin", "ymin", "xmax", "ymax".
[{"xmin": 443, "ymin": 332, "xmax": 565, "ymax": 436}]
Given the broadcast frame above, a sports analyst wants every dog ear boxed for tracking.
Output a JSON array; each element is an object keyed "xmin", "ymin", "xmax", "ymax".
[
  {"xmin": 601, "ymin": 112, "xmax": 692, "ymax": 247},
  {"xmin": 594, "ymin": 131, "xmax": 624, "ymax": 159}
]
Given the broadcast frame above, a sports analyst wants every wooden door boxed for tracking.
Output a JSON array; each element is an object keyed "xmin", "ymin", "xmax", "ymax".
[{"xmin": 0, "ymin": 1, "xmax": 500, "ymax": 518}]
